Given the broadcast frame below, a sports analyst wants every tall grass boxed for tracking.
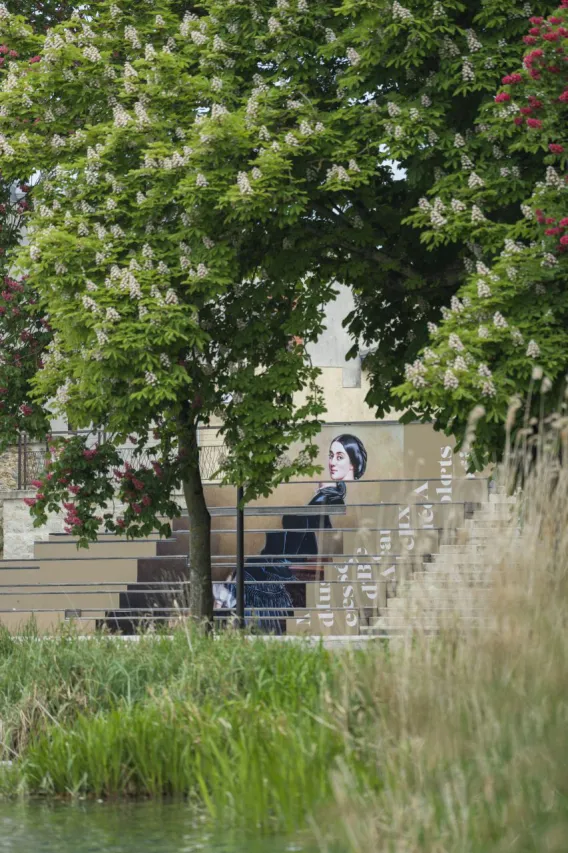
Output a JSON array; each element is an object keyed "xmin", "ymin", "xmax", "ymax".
[{"xmin": 0, "ymin": 417, "xmax": 567, "ymax": 850}]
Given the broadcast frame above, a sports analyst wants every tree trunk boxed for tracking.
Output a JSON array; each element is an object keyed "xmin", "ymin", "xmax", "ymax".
[{"xmin": 179, "ymin": 422, "xmax": 213, "ymax": 625}]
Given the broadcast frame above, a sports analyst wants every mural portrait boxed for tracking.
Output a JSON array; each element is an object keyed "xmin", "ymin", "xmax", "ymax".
[{"xmin": 213, "ymin": 434, "xmax": 367, "ymax": 633}]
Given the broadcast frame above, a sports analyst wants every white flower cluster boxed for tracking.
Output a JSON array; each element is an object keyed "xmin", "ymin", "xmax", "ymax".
[
  {"xmin": 237, "ymin": 171, "xmax": 253, "ymax": 194},
  {"xmin": 430, "ymin": 197, "xmax": 447, "ymax": 229},
  {"xmin": 55, "ymin": 262, "xmax": 68, "ymax": 275},
  {"xmin": 125, "ymin": 25, "xmax": 141, "ymax": 49},
  {"xmin": 165, "ymin": 289, "xmax": 178, "ymax": 305},
  {"xmin": 78, "ymin": 222, "xmax": 89, "ymax": 236},
  {"xmin": 392, "ymin": 2, "xmax": 413, "ymax": 21},
  {"xmin": 113, "ymin": 105, "xmax": 131, "ymax": 127},
  {"xmin": 493, "ymin": 311, "xmax": 508, "ymax": 329},
  {"xmin": 268, "ymin": 17, "xmax": 281, "ymax": 34},
  {"xmin": 346, "ymin": 47, "xmax": 361, "ymax": 66},
  {"xmin": 423, "ymin": 348, "xmax": 438, "ymax": 362},
  {"xmin": 511, "ymin": 328, "xmax": 524, "ymax": 346},
  {"xmin": 545, "ymin": 167, "xmax": 562, "ymax": 188},
  {"xmin": 160, "ymin": 353, "xmax": 171, "ymax": 368},
  {"xmin": 427, "ymin": 322, "xmax": 438, "ymax": 335},
  {"xmin": 471, "ymin": 206, "xmax": 486, "ymax": 224},
  {"xmin": 180, "ymin": 11, "xmax": 198, "ymax": 37},
  {"xmin": 432, "ymin": 1, "xmax": 445, "ymax": 16},
  {"xmin": 428, "ymin": 129, "xmax": 439, "ymax": 144},
  {"xmin": 145, "ymin": 44, "xmax": 157, "ymax": 61},
  {"xmin": 145, "ymin": 371, "xmax": 158, "ymax": 387},
  {"xmin": 211, "ymin": 103, "xmax": 229, "ymax": 120},
  {"xmin": 450, "ymin": 296, "xmax": 464, "ymax": 313},
  {"xmin": 443, "ymin": 369, "xmax": 459, "ymax": 390},
  {"xmin": 541, "ymin": 253, "xmax": 558, "ymax": 268},
  {"xmin": 481, "ymin": 379, "xmax": 496, "ymax": 397},
  {"xmin": 404, "ymin": 359, "xmax": 427, "ymax": 388},
  {"xmin": 409, "ymin": 108, "xmax": 420, "ymax": 121},
  {"xmin": 387, "ymin": 101, "xmax": 401, "ymax": 118},
  {"xmin": 454, "ymin": 133, "xmax": 466, "ymax": 148},
  {"xmin": 327, "ymin": 164, "xmax": 350, "ymax": 182},
  {"xmin": 134, "ymin": 102, "xmax": 150, "ymax": 126},
  {"xmin": 465, "ymin": 29, "xmax": 482, "ymax": 52},
  {"xmin": 284, "ymin": 132, "xmax": 299, "ymax": 146},
  {"xmin": 453, "ymin": 356, "xmax": 468, "ymax": 372},
  {"xmin": 451, "ymin": 198, "xmax": 466, "ymax": 213},
  {"xmin": 51, "ymin": 135, "xmax": 66, "ymax": 149},
  {"xmin": 211, "ymin": 77, "xmax": 223, "ymax": 92},
  {"xmin": 298, "ymin": 0, "xmax": 308, "ymax": 11},
  {"xmin": 0, "ymin": 4, "xmax": 10, "ymax": 19},
  {"xmin": 449, "ymin": 333, "xmax": 465, "ymax": 351},
  {"xmin": 286, "ymin": 99, "xmax": 302, "ymax": 110},
  {"xmin": 196, "ymin": 173, "xmax": 208, "ymax": 188},
  {"xmin": 325, "ymin": 28, "xmax": 336, "ymax": 43},
  {"xmin": 526, "ymin": 340, "xmax": 540, "ymax": 358},
  {"xmin": 83, "ymin": 46, "xmax": 101, "ymax": 62},
  {"xmin": 520, "ymin": 203, "xmax": 533, "ymax": 220},
  {"xmin": 478, "ymin": 363, "xmax": 492, "ymax": 378},
  {"xmin": 478, "ymin": 326, "xmax": 489, "ymax": 339},
  {"xmin": 106, "ymin": 307, "xmax": 121, "ymax": 322},
  {"xmin": 55, "ymin": 382, "xmax": 70, "ymax": 405},
  {"xmin": 191, "ymin": 30, "xmax": 207, "ymax": 46},
  {"xmin": 462, "ymin": 58, "xmax": 475, "ymax": 83},
  {"xmin": 202, "ymin": 236, "xmax": 215, "ymax": 249},
  {"xmin": 213, "ymin": 35, "xmax": 225, "ymax": 51},
  {"xmin": 421, "ymin": 95, "xmax": 432, "ymax": 108},
  {"xmin": 197, "ymin": 264, "xmax": 208, "ymax": 278},
  {"xmin": 441, "ymin": 37, "xmax": 460, "ymax": 58},
  {"xmin": 468, "ymin": 172, "xmax": 484, "ymax": 189},
  {"xmin": 96, "ymin": 329, "xmax": 109, "ymax": 346},
  {"xmin": 477, "ymin": 280, "xmax": 491, "ymax": 298},
  {"xmin": 82, "ymin": 295, "xmax": 100, "ymax": 314}
]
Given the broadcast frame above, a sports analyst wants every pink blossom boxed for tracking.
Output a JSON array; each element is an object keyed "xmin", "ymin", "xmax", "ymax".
[
  {"xmin": 142, "ymin": 495, "xmax": 152, "ymax": 507},
  {"xmin": 83, "ymin": 448, "xmax": 98, "ymax": 460},
  {"xmin": 549, "ymin": 144, "xmax": 564, "ymax": 153},
  {"xmin": 526, "ymin": 118, "xmax": 543, "ymax": 128},
  {"xmin": 132, "ymin": 478, "xmax": 144, "ymax": 491},
  {"xmin": 559, "ymin": 90, "xmax": 568, "ymax": 103},
  {"xmin": 502, "ymin": 73, "xmax": 523, "ymax": 84},
  {"xmin": 69, "ymin": 485, "xmax": 81, "ymax": 495},
  {"xmin": 29, "ymin": 55, "xmax": 41, "ymax": 63},
  {"xmin": 132, "ymin": 504, "xmax": 142, "ymax": 515},
  {"xmin": 559, "ymin": 218, "xmax": 568, "ymax": 227},
  {"xmin": 523, "ymin": 35, "xmax": 538, "ymax": 44},
  {"xmin": 543, "ymin": 31, "xmax": 559, "ymax": 41},
  {"xmin": 560, "ymin": 235, "xmax": 568, "ymax": 246},
  {"xmin": 545, "ymin": 227, "xmax": 562, "ymax": 235},
  {"xmin": 495, "ymin": 92, "xmax": 511, "ymax": 102},
  {"xmin": 23, "ymin": 498, "xmax": 37, "ymax": 508},
  {"xmin": 30, "ymin": 479, "xmax": 44, "ymax": 489}
]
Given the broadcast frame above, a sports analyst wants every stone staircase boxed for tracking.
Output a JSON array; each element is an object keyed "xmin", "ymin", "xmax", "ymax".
[{"xmin": 361, "ymin": 492, "xmax": 518, "ymax": 637}]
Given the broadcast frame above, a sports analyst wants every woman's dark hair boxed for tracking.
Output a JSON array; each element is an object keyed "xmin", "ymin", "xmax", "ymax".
[{"xmin": 331, "ymin": 434, "xmax": 368, "ymax": 480}]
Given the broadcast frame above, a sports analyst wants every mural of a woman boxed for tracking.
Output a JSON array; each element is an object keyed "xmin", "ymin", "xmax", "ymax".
[{"xmin": 213, "ymin": 434, "xmax": 367, "ymax": 632}]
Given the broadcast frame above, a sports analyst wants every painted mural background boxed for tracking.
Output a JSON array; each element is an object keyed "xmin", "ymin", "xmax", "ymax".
[{"xmin": 208, "ymin": 422, "xmax": 490, "ymax": 633}]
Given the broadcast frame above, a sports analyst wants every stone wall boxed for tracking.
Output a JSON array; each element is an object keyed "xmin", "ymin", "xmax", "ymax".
[
  {"xmin": 1, "ymin": 491, "xmax": 66, "ymax": 560},
  {"xmin": 0, "ymin": 447, "xmax": 18, "ymax": 491}
]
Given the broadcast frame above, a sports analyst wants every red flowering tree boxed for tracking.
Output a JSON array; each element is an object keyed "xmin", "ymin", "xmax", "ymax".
[{"xmin": 397, "ymin": 4, "xmax": 568, "ymax": 467}]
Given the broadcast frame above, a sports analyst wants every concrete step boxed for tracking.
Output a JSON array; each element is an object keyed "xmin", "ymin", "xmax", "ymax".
[{"xmin": 34, "ymin": 539, "xmax": 162, "ymax": 560}]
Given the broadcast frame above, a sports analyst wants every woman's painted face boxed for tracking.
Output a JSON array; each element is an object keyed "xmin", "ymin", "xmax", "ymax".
[{"xmin": 329, "ymin": 441, "xmax": 355, "ymax": 481}]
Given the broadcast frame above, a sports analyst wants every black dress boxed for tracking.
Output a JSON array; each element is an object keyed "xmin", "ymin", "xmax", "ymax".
[{"xmin": 234, "ymin": 482, "xmax": 346, "ymax": 633}]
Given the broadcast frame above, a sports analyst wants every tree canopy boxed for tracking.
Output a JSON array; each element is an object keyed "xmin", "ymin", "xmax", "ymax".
[
  {"xmin": 396, "ymin": 5, "xmax": 567, "ymax": 467},
  {"xmin": 0, "ymin": 0, "xmax": 565, "ymax": 617}
]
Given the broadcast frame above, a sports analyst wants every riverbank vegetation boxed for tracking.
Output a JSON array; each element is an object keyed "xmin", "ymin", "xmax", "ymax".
[{"xmin": 0, "ymin": 442, "xmax": 567, "ymax": 851}]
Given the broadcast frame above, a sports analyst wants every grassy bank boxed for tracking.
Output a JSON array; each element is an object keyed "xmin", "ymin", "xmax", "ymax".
[{"xmin": 0, "ymin": 450, "xmax": 567, "ymax": 850}]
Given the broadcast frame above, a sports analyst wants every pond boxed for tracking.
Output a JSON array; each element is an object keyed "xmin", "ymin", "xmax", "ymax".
[{"xmin": 0, "ymin": 801, "xmax": 317, "ymax": 853}]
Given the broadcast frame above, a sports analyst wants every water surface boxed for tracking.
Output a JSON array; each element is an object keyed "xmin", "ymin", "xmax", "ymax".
[{"xmin": 0, "ymin": 801, "xmax": 314, "ymax": 853}]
